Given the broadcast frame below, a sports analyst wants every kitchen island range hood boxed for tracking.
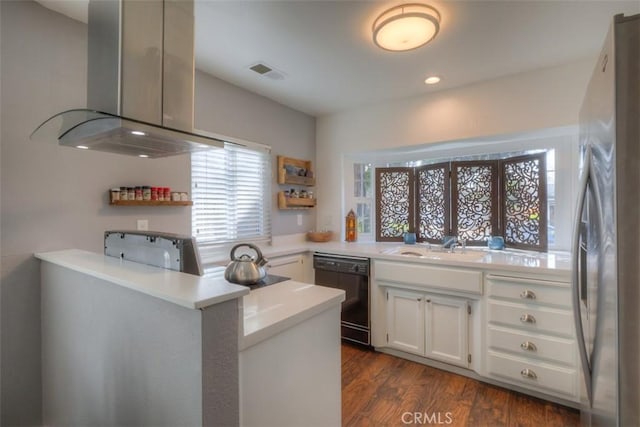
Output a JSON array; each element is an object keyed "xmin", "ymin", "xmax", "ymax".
[{"xmin": 30, "ymin": 0, "xmax": 223, "ymax": 158}]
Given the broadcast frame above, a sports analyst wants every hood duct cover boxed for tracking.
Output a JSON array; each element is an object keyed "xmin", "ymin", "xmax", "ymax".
[{"xmin": 30, "ymin": 0, "xmax": 223, "ymax": 157}]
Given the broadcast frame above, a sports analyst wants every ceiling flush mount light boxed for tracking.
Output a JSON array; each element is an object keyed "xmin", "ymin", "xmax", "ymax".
[
  {"xmin": 372, "ymin": 3, "xmax": 441, "ymax": 52},
  {"xmin": 76, "ymin": 145, "xmax": 89, "ymax": 150},
  {"xmin": 131, "ymin": 130, "xmax": 147, "ymax": 136},
  {"xmin": 424, "ymin": 76, "xmax": 441, "ymax": 84}
]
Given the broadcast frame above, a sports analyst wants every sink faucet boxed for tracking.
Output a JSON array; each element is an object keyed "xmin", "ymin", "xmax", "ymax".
[{"xmin": 450, "ymin": 238, "xmax": 467, "ymax": 253}]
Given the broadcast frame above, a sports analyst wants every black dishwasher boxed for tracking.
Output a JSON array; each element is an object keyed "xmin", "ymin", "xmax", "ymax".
[{"xmin": 313, "ymin": 253, "xmax": 370, "ymax": 346}]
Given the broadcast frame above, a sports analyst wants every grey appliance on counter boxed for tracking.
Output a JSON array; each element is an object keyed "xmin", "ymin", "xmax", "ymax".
[
  {"xmin": 573, "ymin": 13, "xmax": 639, "ymax": 427},
  {"xmin": 314, "ymin": 253, "xmax": 370, "ymax": 346},
  {"xmin": 104, "ymin": 230, "xmax": 203, "ymax": 276}
]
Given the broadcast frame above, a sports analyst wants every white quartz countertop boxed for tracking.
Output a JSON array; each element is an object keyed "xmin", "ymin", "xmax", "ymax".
[
  {"xmin": 240, "ymin": 280, "xmax": 345, "ymax": 351},
  {"xmin": 251, "ymin": 241, "xmax": 572, "ymax": 276},
  {"xmin": 35, "ymin": 249, "xmax": 249, "ymax": 310}
]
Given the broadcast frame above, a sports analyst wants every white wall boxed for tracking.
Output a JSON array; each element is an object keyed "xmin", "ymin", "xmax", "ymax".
[
  {"xmin": 316, "ymin": 59, "xmax": 595, "ymax": 245},
  {"xmin": 0, "ymin": 2, "xmax": 316, "ymax": 424},
  {"xmin": 195, "ymin": 71, "xmax": 317, "ymax": 236},
  {"xmin": 0, "ymin": 2, "xmax": 191, "ymax": 424}
]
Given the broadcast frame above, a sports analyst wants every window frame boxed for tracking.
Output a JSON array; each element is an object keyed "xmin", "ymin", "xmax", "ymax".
[
  {"xmin": 374, "ymin": 153, "xmax": 548, "ymax": 251},
  {"xmin": 375, "ymin": 167, "xmax": 415, "ymax": 242},
  {"xmin": 415, "ymin": 162, "xmax": 451, "ymax": 244},
  {"xmin": 450, "ymin": 160, "xmax": 500, "ymax": 246},
  {"xmin": 500, "ymin": 153, "xmax": 548, "ymax": 251},
  {"xmin": 191, "ymin": 141, "xmax": 272, "ymax": 263}
]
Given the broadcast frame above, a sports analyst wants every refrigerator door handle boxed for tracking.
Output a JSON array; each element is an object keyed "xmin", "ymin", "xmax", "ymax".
[{"xmin": 572, "ymin": 148, "xmax": 593, "ymax": 405}]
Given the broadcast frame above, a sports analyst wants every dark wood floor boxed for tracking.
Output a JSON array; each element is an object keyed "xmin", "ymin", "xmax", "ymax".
[{"xmin": 342, "ymin": 343, "xmax": 580, "ymax": 427}]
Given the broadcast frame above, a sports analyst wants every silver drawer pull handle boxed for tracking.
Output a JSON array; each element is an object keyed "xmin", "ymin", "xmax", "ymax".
[
  {"xmin": 520, "ymin": 290, "xmax": 536, "ymax": 300},
  {"xmin": 520, "ymin": 341, "xmax": 537, "ymax": 352},
  {"xmin": 520, "ymin": 368, "xmax": 537, "ymax": 380},
  {"xmin": 520, "ymin": 314, "xmax": 536, "ymax": 324}
]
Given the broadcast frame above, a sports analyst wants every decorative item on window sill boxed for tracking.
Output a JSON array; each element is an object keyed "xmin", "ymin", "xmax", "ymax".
[
  {"xmin": 403, "ymin": 232, "xmax": 417, "ymax": 245},
  {"xmin": 345, "ymin": 209, "xmax": 357, "ymax": 242},
  {"xmin": 487, "ymin": 236, "xmax": 505, "ymax": 250}
]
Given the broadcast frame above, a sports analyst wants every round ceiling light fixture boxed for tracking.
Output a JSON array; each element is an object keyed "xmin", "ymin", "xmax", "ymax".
[
  {"xmin": 372, "ymin": 3, "xmax": 441, "ymax": 52},
  {"xmin": 424, "ymin": 76, "xmax": 441, "ymax": 84}
]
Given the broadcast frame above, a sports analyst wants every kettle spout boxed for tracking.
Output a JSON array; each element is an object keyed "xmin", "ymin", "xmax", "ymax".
[{"xmin": 257, "ymin": 257, "xmax": 269, "ymax": 267}]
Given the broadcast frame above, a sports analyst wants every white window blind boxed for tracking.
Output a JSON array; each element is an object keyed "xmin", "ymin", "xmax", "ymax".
[{"xmin": 191, "ymin": 142, "xmax": 271, "ymax": 260}]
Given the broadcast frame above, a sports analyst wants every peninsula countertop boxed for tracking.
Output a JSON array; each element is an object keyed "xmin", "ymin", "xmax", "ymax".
[
  {"xmin": 203, "ymin": 266, "xmax": 346, "ymax": 351},
  {"xmin": 36, "ymin": 250, "xmax": 346, "ymax": 352},
  {"xmin": 35, "ymin": 249, "xmax": 249, "ymax": 309}
]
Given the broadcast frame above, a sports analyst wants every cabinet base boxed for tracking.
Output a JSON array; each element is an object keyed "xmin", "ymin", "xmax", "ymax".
[{"xmin": 374, "ymin": 346, "xmax": 580, "ymax": 409}]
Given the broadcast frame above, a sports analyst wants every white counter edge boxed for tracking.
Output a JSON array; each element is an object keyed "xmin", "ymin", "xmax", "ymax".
[
  {"xmin": 36, "ymin": 249, "xmax": 249, "ymax": 310},
  {"xmin": 240, "ymin": 281, "xmax": 345, "ymax": 351}
]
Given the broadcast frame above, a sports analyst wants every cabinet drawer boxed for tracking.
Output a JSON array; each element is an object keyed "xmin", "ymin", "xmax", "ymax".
[
  {"xmin": 375, "ymin": 261, "xmax": 482, "ymax": 295},
  {"xmin": 487, "ymin": 351, "xmax": 577, "ymax": 398},
  {"xmin": 488, "ymin": 300, "xmax": 574, "ymax": 337},
  {"xmin": 487, "ymin": 326, "xmax": 575, "ymax": 366},
  {"xmin": 487, "ymin": 275, "xmax": 571, "ymax": 308}
]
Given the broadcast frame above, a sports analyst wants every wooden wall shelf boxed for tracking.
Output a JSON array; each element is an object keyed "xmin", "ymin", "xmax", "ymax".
[
  {"xmin": 277, "ymin": 192, "xmax": 316, "ymax": 209},
  {"xmin": 277, "ymin": 156, "xmax": 315, "ymax": 186},
  {"xmin": 110, "ymin": 200, "xmax": 193, "ymax": 206}
]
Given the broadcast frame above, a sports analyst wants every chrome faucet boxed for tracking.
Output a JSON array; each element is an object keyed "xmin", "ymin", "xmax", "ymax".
[
  {"xmin": 459, "ymin": 238, "xmax": 466, "ymax": 253},
  {"xmin": 450, "ymin": 238, "xmax": 466, "ymax": 253}
]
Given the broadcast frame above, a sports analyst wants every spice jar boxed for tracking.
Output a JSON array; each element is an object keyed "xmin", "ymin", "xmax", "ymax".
[
  {"xmin": 127, "ymin": 187, "xmax": 135, "ymax": 201},
  {"xmin": 142, "ymin": 186, "xmax": 151, "ymax": 201},
  {"xmin": 171, "ymin": 192, "xmax": 180, "ymax": 202},
  {"xmin": 135, "ymin": 186, "xmax": 143, "ymax": 201},
  {"xmin": 110, "ymin": 188, "xmax": 120, "ymax": 203},
  {"xmin": 120, "ymin": 186, "xmax": 128, "ymax": 201},
  {"xmin": 151, "ymin": 187, "xmax": 158, "ymax": 201},
  {"xmin": 163, "ymin": 187, "xmax": 171, "ymax": 201}
]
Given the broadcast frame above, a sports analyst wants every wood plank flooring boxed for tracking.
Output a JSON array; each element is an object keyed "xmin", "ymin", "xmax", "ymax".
[{"xmin": 342, "ymin": 343, "xmax": 580, "ymax": 427}]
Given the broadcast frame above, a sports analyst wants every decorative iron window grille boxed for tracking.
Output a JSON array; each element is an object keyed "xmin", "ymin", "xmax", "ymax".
[{"xmin": 375, "ymin": 153, "xmax": 547, "ymax": 251}]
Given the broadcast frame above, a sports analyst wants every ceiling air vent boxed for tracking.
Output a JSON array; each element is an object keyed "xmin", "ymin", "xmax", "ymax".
[{"xmin": 249, "ymin": 62, "xmax": 285, "ymax": 81}]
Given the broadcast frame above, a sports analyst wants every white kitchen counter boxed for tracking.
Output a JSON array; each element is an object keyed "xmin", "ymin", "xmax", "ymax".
[
  {"xmin": 35, "ymin": 249, "xmax": 249, "ymax": 309},
  {"xmin": 202, "ymin": 265, "xmax": 345, "ymax": 351},
  {"xmin": 240, "ymin": 280, "xmax": 345, "ymax": 351},
  {"xmin": 256, "ymin": 240, "xmax": 571, "ymax": 276}
]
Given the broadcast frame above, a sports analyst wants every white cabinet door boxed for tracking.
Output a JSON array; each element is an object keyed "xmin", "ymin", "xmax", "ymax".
[
  {"xmin": 425, "ymin": 295, "xmax": 469, "ymax": 368},
  {"xmin": 267, "ymin": 254, "xmax": 305, "ymax": 282},
  {"xmin": 386, "ymin": 288, "xmax": 425, "ymax": 356}
]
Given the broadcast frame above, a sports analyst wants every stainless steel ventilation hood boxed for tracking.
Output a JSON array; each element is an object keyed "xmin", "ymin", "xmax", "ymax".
[{"xmin": 30, "ymin": 0, "xmax": 223, "ymax": 158}]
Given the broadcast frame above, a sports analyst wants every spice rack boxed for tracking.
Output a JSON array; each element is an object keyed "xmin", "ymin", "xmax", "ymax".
[
  {"xmin": 277, "ymin": 192, "xmax": 317, "ymax": 209},
  {"xmin": 108, "ymin": 188, "xmax": 192, "ymax": 206},
  {"xmin": 109, "ymin": 200, "xmax": 193, "ymax": 206},
  {"xmin": 277, "ymin": 156, "xmax": 315, "ymax": 186},
  {"xmin": 276, "ymin": 156, "xmax": 316, "ymax": 210}
]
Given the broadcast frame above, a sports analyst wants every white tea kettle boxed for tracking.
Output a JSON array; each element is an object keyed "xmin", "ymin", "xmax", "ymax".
[{"xmin": 224, "ymin": 243, "xmax": 268, "ymax": 285}]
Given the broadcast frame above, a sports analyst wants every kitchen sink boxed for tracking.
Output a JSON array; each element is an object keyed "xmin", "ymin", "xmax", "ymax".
[{"xmin": 380, "ymin": 246, "xmax": 487, "ymax": 261}]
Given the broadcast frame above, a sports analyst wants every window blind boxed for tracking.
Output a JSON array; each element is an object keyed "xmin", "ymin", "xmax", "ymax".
[{"xmin": 191, "ymin": 142, "xmax": 271, "ymax": 261}]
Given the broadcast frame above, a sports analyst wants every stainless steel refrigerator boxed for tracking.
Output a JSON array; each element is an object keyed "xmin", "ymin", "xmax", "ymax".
[{"xmin": 573, "ymin": 13, "xmax": 640, "ymax": 427}]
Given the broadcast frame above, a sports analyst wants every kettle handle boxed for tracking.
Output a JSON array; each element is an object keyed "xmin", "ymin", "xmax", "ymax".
[{"xmin": 229, "ymin": 243, "xmax": 264, "ymax": 262}]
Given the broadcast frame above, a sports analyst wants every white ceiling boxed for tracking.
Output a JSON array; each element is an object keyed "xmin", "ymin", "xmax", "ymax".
[{"xmin": 37, "ymin": 0, "xmax": 640, "ymax": 116}]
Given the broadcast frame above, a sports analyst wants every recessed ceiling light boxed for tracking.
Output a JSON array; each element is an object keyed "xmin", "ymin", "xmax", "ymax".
[
  {"xmin": 372, "ymin": 4, "xmax": 441, "ymax": 52},
  {"xmin": 424, "ymin": 76, "xmax": 441, "ymax": 84},
  {"xmin": 138, "ymin": 154, "xmax": 149, "ymax": 158},
  {"xmin": 131, "ymin": 130, "xmax": 146, "ymax": 136},
  {"xmin": 76, "ymin": 145, "xmax": 89, "ymax": 149}
]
